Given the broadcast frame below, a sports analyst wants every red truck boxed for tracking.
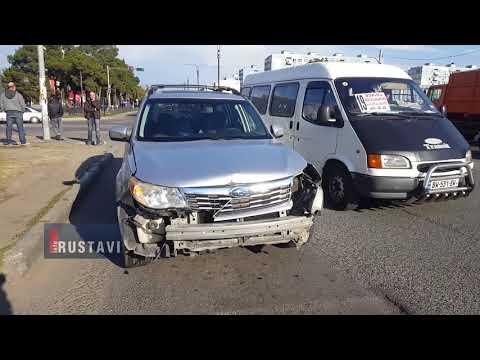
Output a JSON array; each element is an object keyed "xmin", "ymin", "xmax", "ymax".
[{"xmin": 428, "ymin": 69, "xmax": 480, "ymax": 142}]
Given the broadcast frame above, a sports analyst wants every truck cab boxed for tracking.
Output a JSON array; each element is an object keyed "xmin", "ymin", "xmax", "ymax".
[{"xmin": 427, "ymin": 84, "xmax": 447, "ymax": 109}]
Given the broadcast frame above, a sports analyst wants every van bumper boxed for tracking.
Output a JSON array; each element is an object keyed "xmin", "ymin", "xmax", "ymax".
[
  {"xmin": 352, "ymin": 166, "xmax": 475, "ymax": 200},
  {"xmin": 351, "ymin": 173, "xmax": 418, "ymax": 199}
]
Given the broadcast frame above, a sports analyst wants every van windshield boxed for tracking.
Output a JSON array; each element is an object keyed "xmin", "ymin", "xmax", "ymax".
[
  {"xmin": 334, "ymin": 77, "xmax": 440, "ymax": 117},
  {"xmin": 137, "ymin": 99, "xmax": 271, "ymax": 142}
]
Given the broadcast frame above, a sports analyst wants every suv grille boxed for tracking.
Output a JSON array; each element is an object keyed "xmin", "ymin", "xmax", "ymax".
[{"xmin": 183, "ymin": 178, "xmax": 292, "ymax": 216}]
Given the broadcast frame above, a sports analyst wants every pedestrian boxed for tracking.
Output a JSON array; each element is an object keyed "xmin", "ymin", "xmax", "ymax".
[
  {"xmin": 0, "ymin": 82, "xmax": 28, "ymax": 146},
  {"xmin": 84, "ymin": 91, "xmax": 102, "ymax": 145},
  {"xmin": 48, "ymin": 89, "xmax": 64, "ymax": 140}
]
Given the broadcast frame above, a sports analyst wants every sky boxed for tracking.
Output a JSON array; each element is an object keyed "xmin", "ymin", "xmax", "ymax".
[{"xmin": 1, "ymin": 45, "xmax": 480, "ymax": 86}]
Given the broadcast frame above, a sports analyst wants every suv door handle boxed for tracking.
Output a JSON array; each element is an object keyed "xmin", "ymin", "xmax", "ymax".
[{"xmin": 289, "ymin": 121, "xmax": 293, "ymax": 129}]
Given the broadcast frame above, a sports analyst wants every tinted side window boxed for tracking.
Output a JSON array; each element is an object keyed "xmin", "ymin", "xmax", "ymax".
[
  {"xmin": 302, "ymin": 88, "xmax": 325, "ymax": 123},
  {"xmin": 270, "ymin": 83, "xmax": 299, "ymax": 117},
  {"xmin": 302, "ymin": 82, "xmax": 340, "ymax": 126},
  {"xmin": 250, "ymin": 85, "xmax": 271, "ymax": 115},
  {"xmin": 241, "ymin": 87, "xmax": 251, "ymax": 97}
]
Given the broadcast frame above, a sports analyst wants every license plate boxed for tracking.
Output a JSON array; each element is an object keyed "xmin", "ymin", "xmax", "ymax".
[{"xmin": 429, "ymin": 178, "xmax": 459, "ymax": 190}]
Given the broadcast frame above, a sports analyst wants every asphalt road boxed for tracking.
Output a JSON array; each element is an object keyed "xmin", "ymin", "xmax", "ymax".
[
  {"xmin": 0, "ymin": 114, "xmax": 136, "ymax": 144},
  {"xmin": 2, "ymin": 113, "xmax": 479, "ymax": 314}
]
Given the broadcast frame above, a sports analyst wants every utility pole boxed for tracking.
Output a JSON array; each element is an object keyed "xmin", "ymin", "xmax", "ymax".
[
  {"xmin": 79, "ymin": 70, "xmax": 84, "ymax": 108},
  {"xmin": 378, "ymin": 49, "xmax": 383, "ymax": 64},
  {"xmin": 37, "ymin": 45, "xmax": 50, "ymax": 140},
  {"xmin": 106, "ymin": 65, "xmax": 112, "ymax": 110},
  {"xmin": 217, "ymin": 45, "xmax": 221, "ymax": 88}
]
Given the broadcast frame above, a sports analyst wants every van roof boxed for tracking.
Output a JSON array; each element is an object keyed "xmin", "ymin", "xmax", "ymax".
[{"xmin": 243, "ymin": 62, "xmax": 411, "ymax": 85}]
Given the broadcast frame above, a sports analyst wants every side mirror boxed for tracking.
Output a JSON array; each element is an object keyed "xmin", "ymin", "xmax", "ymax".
[
  {"xmin": 317, "ymin": 106, "xmax": 337, "ymax": 124},
  {"xmin": 271, "ymin": 124, "xmax": 284, "ymax": 138},
  {"xmin": 109, "ymin": 126, "xmax": 132, "ymax": 142},
  {"xmin": 440, "ymin": 104, "xmax": 447, "ymax": 117}
]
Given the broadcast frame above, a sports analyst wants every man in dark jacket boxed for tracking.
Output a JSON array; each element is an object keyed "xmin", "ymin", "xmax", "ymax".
[
  {"xmin": 47, "ymin": 90, "xmax": 64, "ymax": 140},
  {"xmin": 0, "ymin": 82, "xmax": 27, "ymax": 146},
  {"xmin": 84, "ymin": 91, "xmax": 101, "ymax": 145}
]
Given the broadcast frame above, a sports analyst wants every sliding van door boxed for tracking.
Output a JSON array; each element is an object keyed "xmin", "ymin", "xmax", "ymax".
[
  {"xmin": 294, "ymin": 81, "xmax": 340, "ymax": 170},
  {"xmin": 268, "ymin": 82, "xmax": 300, "ymax": 148}
]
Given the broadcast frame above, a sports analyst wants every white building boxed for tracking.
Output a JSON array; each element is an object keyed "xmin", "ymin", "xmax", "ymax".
[
  {"xmin": 264, "ymin": 50, "xmax": 309, "ymax": 71},
  {"xmin": 219, "ymin": 76, "xmax": 240, "ymax": 92},
  {"xmin": 239, "ymin": 65, "xmax": 261, "ymax": 84},
  {"xmin": 407, "ymin": 63, "xmax": 477, "ymax": 90},
  {"xmin": 264, "ymin": 51, "xmax": 377, "ymax": 71}
]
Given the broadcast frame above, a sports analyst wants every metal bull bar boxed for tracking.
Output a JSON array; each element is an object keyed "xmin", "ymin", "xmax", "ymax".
[{"xmin": 423, "ymin": 162, "xmax": 475, "ymax": 194}]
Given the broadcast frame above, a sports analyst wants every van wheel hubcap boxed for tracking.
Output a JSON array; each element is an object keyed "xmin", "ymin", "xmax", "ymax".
[{"xmin": 329, "ymin": 176, "xmax": 345, "ymax": 202}]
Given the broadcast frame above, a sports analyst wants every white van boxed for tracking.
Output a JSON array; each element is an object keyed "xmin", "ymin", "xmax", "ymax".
[{"xmin": 243, "ymin": 62, "xmax": 475, "ymax": 210}]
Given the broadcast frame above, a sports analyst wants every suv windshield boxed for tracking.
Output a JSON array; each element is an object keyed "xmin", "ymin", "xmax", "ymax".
[
  {"xmin": 137, "ymin": 99, "xmax": 271, "ymax": 141},
  {"xmin": 334, "ymin": 77, "xmax": 440, "ymax": 117}
]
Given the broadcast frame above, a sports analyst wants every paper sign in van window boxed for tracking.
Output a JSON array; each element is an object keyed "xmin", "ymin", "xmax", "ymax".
[{"xmin": 354, "ymin": 92, "xmax": 391, "ymax": 113}]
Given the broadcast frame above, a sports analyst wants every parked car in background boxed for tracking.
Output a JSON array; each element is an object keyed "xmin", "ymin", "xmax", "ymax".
[{"xmin": 0, "ymin": 106, "xmax": 42, "ymax": 123}]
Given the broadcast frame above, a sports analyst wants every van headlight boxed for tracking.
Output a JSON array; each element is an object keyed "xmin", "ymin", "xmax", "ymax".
[
  {"xmin": 466, "ymin": 150, "xmax": 472, "ymax": 163},
  {"xmin": 368, "ymin": 154, "xmax": 411, "ymax": 169},
  {"xmin": 129, "ymin": 177, "xmax": 186, "ymax": 209}
]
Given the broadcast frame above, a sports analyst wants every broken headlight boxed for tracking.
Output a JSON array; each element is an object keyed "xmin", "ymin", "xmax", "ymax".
[{"xmin": 129, "ymin": 177, "xmax": 186, "ymax": 209}]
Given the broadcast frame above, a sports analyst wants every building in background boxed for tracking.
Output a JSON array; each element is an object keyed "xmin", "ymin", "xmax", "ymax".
[
  {"xmin": 220, "ymin": 75, "xmax": 240, "ymax": 92},
  {"xmin": 264, "ymin": 51, "xmax": 377, "ymax": 71},
  {"xmin": 239, "ymin": 65, "xmax": 261, "ymax": 84},
  {"xmin": 407, "ymin": 63, "xmax": 477, "ymax": 91},
  {"xmin": 264, "ymin": 50, "xmax": 309, "ymax": 71}
]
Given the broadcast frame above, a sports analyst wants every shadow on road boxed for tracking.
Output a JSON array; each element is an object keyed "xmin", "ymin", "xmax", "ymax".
[
  {"xmin": 68, "ymin": 157, "xmax": 124, "ymax": 267},
  {"xmin": 0, "ymin": 273, "xmax": 12, "ymax": 315},
  {"xmin": 353, "ymin": 198, "xmax": 415, "ymax": 213}
]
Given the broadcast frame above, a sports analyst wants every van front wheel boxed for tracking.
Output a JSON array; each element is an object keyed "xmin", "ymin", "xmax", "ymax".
[{"xmin": 324, "ymin": 165, "xmax": 358, "ymax": 210}]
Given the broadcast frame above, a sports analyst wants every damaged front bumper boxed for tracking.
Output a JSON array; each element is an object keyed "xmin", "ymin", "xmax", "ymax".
[
  {"xmin": 118, "ymin": 167, "xmax": 322, "ymax": 258},
  {"xmin": 166, "ymin": 215, "xmax": 313, "ymax": 252}
]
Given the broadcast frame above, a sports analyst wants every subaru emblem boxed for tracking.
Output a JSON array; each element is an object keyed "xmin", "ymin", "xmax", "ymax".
[{"xmin": 230, "ymin": 187, "xmax": 250, "ymax": 197}]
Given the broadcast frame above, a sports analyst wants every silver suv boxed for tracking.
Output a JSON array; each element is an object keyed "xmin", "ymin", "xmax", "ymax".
[{"xmin": 109, "ymin": 85, "xmax": 323, "ymax": 267}]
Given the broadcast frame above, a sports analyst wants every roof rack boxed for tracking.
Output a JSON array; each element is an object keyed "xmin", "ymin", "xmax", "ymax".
[{"xmin": 147, "ymin": 84, "xmax": 241, "ymax": 96}]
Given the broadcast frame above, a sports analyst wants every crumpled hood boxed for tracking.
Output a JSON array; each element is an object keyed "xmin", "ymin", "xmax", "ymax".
[
  {"xmin": 132, "ymin": 139, "xmax": 307, "ymax": 188},
  {"xmin": 4, "ymin": 89, "xmax": 15, "ymax": 99}
]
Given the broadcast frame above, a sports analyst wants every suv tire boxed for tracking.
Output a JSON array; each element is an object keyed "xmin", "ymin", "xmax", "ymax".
[{"xmin": 123, "ymin": 250, "xmax": 153, "ymax": 268}]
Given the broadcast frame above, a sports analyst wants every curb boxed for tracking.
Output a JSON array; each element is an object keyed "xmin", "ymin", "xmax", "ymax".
[
  {"xmin": 62, "ymin": 111, "xmax": 137, "ymax": 121},
  {"xmin": 2, "ymin": 152, "xmax": 114, "ymax": 280}
]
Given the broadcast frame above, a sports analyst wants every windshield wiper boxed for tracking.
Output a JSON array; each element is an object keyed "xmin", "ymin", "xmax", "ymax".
[
  {"xmin": 398, "ymin": 111, "xmax": 440, "ymax": 117},
  {"xmin": 353, "ymin": 112, "xmax": 410, "ymax": 118}
]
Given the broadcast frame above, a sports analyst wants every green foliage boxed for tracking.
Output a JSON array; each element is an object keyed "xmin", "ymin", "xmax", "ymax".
[{"xmin": 1, "ymin": 45, "xmax": 143, "ymax": 103}]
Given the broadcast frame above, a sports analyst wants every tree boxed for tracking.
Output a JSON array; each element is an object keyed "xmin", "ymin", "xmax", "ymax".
[
  {"xmin": 1, "ymin": 45, "xmax": 39, "ymax": 102},
  {"xmin": 2, "ymin": 45, "xmax": 142, "ymax": 103}
]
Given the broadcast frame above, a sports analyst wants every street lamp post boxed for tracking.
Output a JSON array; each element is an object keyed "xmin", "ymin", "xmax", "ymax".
[
  {"xmin": 106, "ymin": 65, "xmax": 112, "ymax": 110},
  {"xmin": 184, "ymin": 64, "xmax": 200, "ymax": 87},
  {"xmin": 217, "ymin": 45, "xmax": 221, "ymax": 87},
  {"xmin": 37, "ymin": 45, "xmax": 50, "ymax": 140},
  {"xmin": 106, "ymin": 65, "xmax": 143, "ymax": 110}
]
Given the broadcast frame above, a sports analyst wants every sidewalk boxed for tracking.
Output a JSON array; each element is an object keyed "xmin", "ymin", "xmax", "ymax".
[
  {"xmin": 63, "ymin": 110, "xmax": 137, "ymax": 121},
  {"xmin": 0, "ymin": 134, "xmax": 114, "ymax": 263}
]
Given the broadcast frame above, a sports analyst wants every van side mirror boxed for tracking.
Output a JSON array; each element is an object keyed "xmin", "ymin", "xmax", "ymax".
[
  {"xmin": 441, "ymin": 104, "xmax": 447, "ymax": 117},
  {"xmin": 271, "ymin": 124, "xmax": 284, "ymax": 138},
  {"xmin": 109, "ymin": 126, "xmax": 132, "ymax": 142},
  {"xmin": 317, "ymin": 106, "xmax": 337, "ymax": 124}
]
